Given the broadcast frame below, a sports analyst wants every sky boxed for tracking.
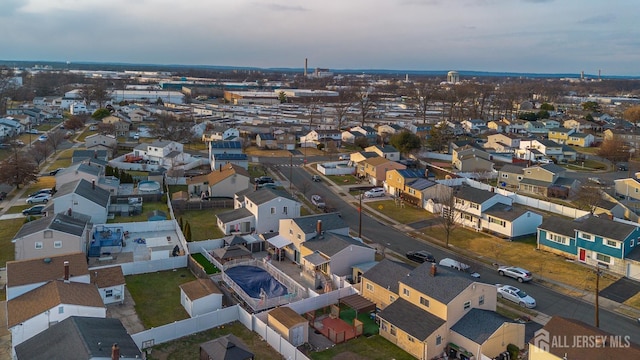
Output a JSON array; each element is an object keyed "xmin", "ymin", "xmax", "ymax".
[{"xmin": 1, "ymin": 0, "xmax": 639, "ymax": 76}]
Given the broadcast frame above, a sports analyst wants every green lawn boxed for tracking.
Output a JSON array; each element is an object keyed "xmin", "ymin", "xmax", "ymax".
[
  {"xmin": 76, "ymin": 128, "xmax": 98, "ymax": 142},
  {"xmin": 45, "ymin": 148, "xmax": 75, "ymax": 171},
  {"xmin": 177, "ymin": 208, "xmax": 227, "ymax": 240},
  {"xmin": 108, "ymin": 202, "xmax": 170, "ymax": 223},
  {"xmin": 327, "ymin": 174, "xmax": 360, "ymax": 185},
  {"xmin": 366, "ymin": 200, "xmax": 432, "ymax": 224},
  {"xmin": 168, "ymin": 185, "xmax": 188, "ymax": 194},
  {"xmin": 563, "ymin": 159, "xmax": 607, "ymax": 171},
  {"xmin": 310, "ymin": 335, "xmax": 415, "ymax": 360},
  {"xmin": 191, "ymin": 253, "xmax": 221, "ymax": 274},
  {"xmin": 6, "ymin": 205, "xmax": 31, "ymax": 214},
  {"xmin": 126, "ymin": 268, "xmax": 194, "ymax": 328},
  {"xmin": 339, "ymin": 307, "xmax": 379, "ymax": 336},
  {"xmin": 0, "ymin": 218, "xmax": 25, "ymax": 267},
  {"xmin": 146, "ymin": 321, "xmax": 283, "ymax": 360}
]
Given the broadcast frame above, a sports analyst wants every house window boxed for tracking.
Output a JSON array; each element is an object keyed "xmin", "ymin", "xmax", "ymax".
[
  {"xmin": 44, "ymin": 230, "xmax": 53, "ymax": 238},
  {"xmin": 502, "ymin": 173, "xmax": 508, "ymax": 178},
  {"xmin": 390, "ymin": 295, "xmax": 395, "ymax": 303},
  {"xmin": 289, "ymin": 229, "xmax": 293, "ymax": 235},
  {"xmin": 390, "ymin": 325, "xmax": 397, "ymax": 336},
  {"xmin": 548, "ymin": 233, "xmax": 568, "ymax": 245},
  {"xmin": 381, "ymin": 321, "xmax": 388, "ymax": 332},
  {"xmin": 407, "ymin": 335, "xmax": 415, "ymax": 342},
  {"xmin": 297, "ymin": 233, "xmax": 302, "ymax": 240},
  {"xmin": 283, "ymin": 206, "xmax": 288, "ymax": 214},
  {"xmin": 581, "ymin": 233, "xmax": 593, "ymax": 241},
  {"xmin": 632, "ymin": 239, "xmax": 636, "ymax": 247},
  {"xmin": 270, "ymin": 207, "xmax": 275, "ymax": 214},
  {"xmin": 420, "ymin": 297, "xmax": 430, "ymax": 307},
  {"xmin": 366, "ymin": 283, "xmax": 374, "ymax": 292},
  {"xmin": 596, "ymin": 253, "xmax": 612, "ymax": 264},
  {"xmin": 479, "ymin": 295, "xmax": 485, "ymax": 305},
  {"xmin": 53, "ymin": 241, "xmax": 62, "ymax": 248},
  {"xmin": 604, "ymin": 239, "xmax": 620, "ymax": 249},
  {"xmin": 517, "ymin": 176, "xmax": 523, "ymax": 181},
  {"xmin": 463, "ymin": 301, "xmax": 471, "ymax": 310},
  {"xmin": 436, "ymin": 335, "xmax": 442, "ymax": 345},
  {"xmin": 455, "ymin": 198, "xmax": 465, "ymax": 205},
  {"xmin": 489, "ymin": 217, "xmax": 506, "ymax": 227},
  {"xmin": 35, "ymin": 242, "xmax": 43, "ymax": 249},
  {"xmin": 470, "ymin": 203, "xmax": 479, "ymax": 209},
  {"xmin": 402, "ymin": 288, "xmax": 410, "ymax": 297},
  {"xmin": 463, "ymin": 214, "xmax": 472, "ymax": 221},
  {"xmin": 58, "ymin": 306, "xmax": 64, "ymax": 314},
  {"xmin": 105, "ymin": 289, "xmax": 113, "ymax": 298}
]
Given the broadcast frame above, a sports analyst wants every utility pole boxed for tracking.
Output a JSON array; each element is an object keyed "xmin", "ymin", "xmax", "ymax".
[
  {"xmin": 595, "ymin": 263, "xmax": 600, "ymax": 328},
  {"xmin": 289, "ymin": 154, "xmax": 293, "ymax": 191},
  {"xmin": 358, "ymin": 191, "xmax": 363, "ymax": 238}
]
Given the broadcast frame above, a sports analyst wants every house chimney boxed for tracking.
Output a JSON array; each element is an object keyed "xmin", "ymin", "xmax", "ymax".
[
  {"xmin": 92, "ymin": 179, "xmax": 96, "ymax": 190},
  {"xmin": 316, "ymin": 220, "xmax": 322, "ymax": 236},
  {"xmin": 111, "ymin": 343, "xmax": 120, "ymax": 360},
  {"xmin": 219, "ymin": 163, "xmax": 222, "ymax": 171},
  {"xmin": 64, "ymin": 261, "xmax": 70, "ymax": 282},
  {"xmin": 430, "ymin": 263, "xmax": 437, "ymax": 277}
]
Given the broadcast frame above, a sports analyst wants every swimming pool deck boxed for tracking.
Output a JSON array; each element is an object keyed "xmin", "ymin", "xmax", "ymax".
[{"xmin": 88, "ymin": 229, "xmax": 181, "ymax": 267}]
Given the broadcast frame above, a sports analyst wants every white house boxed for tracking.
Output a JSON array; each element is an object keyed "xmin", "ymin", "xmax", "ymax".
[
  {"xmin": 208, "ymin": 140, "xmax": 248, "ymax": 171},
  {"xmin": 201, "ymin": 126, "xmax": 240, "ymax": 142},
  {"xmin": 90, "ymin": 266, "xmax": 126, "ymax": 305},
  {"xmin": 55, "ymin": 163, "xmax": 103, "ymax": 190},
  {"xmin": 216, "ymin": 188, "xmax": 301, "ymax": 235},
  {"xmin": 51, "ymin": 179, "xmax": 111, "ymax": 224},
  {"xmin": 179, "ymin": 279, "xmax": 224, "ymax": 317},
  {"xmin": 364, "ymin": 145, "xmax": 400, "ymax": 161},
  {"xmin": 133, "ymin": 140, "xmax": 184, "ymax": 164},
  {"xmin": 70, "ymin": 102, "xmax": 89, "ymax": 115}
]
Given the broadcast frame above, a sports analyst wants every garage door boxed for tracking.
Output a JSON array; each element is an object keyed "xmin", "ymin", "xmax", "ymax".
[{"xmin": 627, "ymin": 262, "xmax": 640, "ymax": 281}]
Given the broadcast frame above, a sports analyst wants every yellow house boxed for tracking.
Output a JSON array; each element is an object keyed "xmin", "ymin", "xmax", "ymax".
[
  {"xmin": 357, "ymin": 156, "xmax": 406, "ymax": 186},
  {"xmin": 614, "ymin": 177, "xmax": 640, "ymax": 201},
  {"xmin": 267, "ymin": 306, "xmax": 309, "ymax": 347},
  {"xmin": 373, "ymin": 262, "xmax": 519, "ymax": 360},
  {"xmin": 360, "ymin": 259, "xmax": 413, "ymax": 310},
  {"xmin": 565, "ymin": 132, "xmax": 594, "ymax": 147},
  {"xmin": 547, "ymin": 127, "xmax": 574, "ymax": 144},
  {"xmin": 385, "ymin": 168, "xmax": 425, "ymax": 197},
  {"xmin": 528, "ymin": 316, "xmax": 640, "ymax": 360}
]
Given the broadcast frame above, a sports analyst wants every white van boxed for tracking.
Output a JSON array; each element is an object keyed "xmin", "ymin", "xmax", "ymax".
[{"xmin": 438, "ymin": 258, "xmax": 470, "ymax": 272}]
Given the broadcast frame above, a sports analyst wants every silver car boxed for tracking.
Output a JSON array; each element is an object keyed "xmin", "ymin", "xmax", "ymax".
[
  {"xmin": 498, "ymin": 266, "xmax": 533, "ymax": 282},
  {"xmin": 497, "ymin": 284, "xmax": 536, "ymax": 308}
]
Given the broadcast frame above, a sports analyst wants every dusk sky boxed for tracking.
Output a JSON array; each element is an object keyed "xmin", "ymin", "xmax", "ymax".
[{"xmin": 1, "ymin": 0, "xmax": 638, "ymax": 76}]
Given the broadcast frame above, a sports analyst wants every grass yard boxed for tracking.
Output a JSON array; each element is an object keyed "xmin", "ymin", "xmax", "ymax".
[
  {"xmin": 167, "ymin": 184, "xmax": 188, "ymax": 194},
  {"xmin": 126, "ymin": 268, "xmax": 194, "ymax": 328},
  {"xmin": 146, "ymin": 321, "xmax": 283, "ymax": 360},
  {"xmin": 245, "ymin": 146, "xmax": 293, "ymax": 157},
  {"xmin": 108, "ymin": 202, "xmax": 170, "ymax": 223},
  {"xmin": 0, "ymin": 218, "xmax": 25, "ymax": 267},
  {"xmin": 76, "ymin": 128, "xmax": 98, "ymax": 142},
  {"xmin": 416, "ymin": 226, "xmax": 619, "ymax": 292},
  {"xmin": 366, "ymin": 199, "xmax": 432, "ymax": 224},
  {"xmin": 45, "ymin": 148, "xmax": 75, "ymax": 171},
  {"xmin": 327, "ymin": 174, "xmax": 360, "ymax": 185},
  {"xmin": 310, "ymin": 335, "xmax": 415, "ymax": 360},
  {"xmin": 6, "ymin": 204, "xmax": 31, "ymax": 214},
  {"xmin": 191, "ymin": 253, "xmax": 220, "ymax": 274},
  {"xmin": 624, "ymin": 292, "xmax": 640, "ymax": 309},
  {"xmin": 571, "ymin": 146, "xmax": 600, "ymax": 155},
  {"xmin": 23, "ymin": 176, "xmax": 56, "ymax": 196},
  {"xmin": 339, "ymin": 307, "xmax": 379, "ymax": 336},
  {"xmin": 563, "ymin": 159, "xmax": 607, "ymax": 171},
  {"xmin": 177, "ymin": 208, "xmax": 227, "ymax": 241}
]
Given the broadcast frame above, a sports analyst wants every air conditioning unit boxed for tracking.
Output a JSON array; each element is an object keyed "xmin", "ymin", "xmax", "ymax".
[{"xmin": 114, "ymin": 295, "xmax": 122, "ymax": 300}]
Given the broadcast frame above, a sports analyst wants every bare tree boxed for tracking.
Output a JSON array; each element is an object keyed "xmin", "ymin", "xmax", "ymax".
[
  {"xmin": 573, "ymin": 185, "xmax": 605, "ymax": 215},
  {"xmin": 411, "ymin": 81, "xmax": 437, "ymax": 124},
  {"xmin": 0, "ymin": 147, "xmax": 39, "ymax": 188},
  {"xmin": 0, "ymin": 66, "xmax": 18, "ymax": 114},
  {"xmin": 332, "ymin": 90, "xmax": 354, "ymax": 130},
  {"xmin": 46, "ymin": 130, "xmax": 67, "ymax": 154},
  {"xmin": 31, "ymin": 142, "xmax": 50, "ymax": 166},
  {"xmin": 354, "ymin": 88, "xmax": 377, "ymax": 126},
  {"xmin": 436, "ymin": 186, "xmax": 460, "ymax": 247},
  {"xmin": 150, "ymin": 114, "xmax": 196, "ymax": 142}
]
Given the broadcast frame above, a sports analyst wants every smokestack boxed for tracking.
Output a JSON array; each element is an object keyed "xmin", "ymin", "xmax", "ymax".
[
  {"xmin": 430, "ymin": 263, "xmax": 437, "ymax": 277},
  {"xmin": 304, "ymin": 58, "xmax": 308, "ymax": 77},
  {"xmin": 111, "ymin": 343, "xmax": 120, "ymax": 360},
  {"xmin": 64, "ymin": 261, "xmax": 70, "ymax": 282},
  {"xmin": 316, "ymin": 220, "xmax": 322, "ymax": 237}
]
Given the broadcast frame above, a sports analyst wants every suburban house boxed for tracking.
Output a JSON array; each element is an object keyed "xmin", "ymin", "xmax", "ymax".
[
  {"xmin": 487, "ymin": 120, "xmax": 508, "ymax": 133},
  {"xmin": 406, "ymin": 123, "xmax": 433, "ymax": 140},
  {"xmin": 72, "ymin": 149, "xmax": 109, "ymax": 163},
  {"xmin": 604, "ymin": 128, "xmax": 640, "ymax": 149},
  {"xmin": 55, "ymin": 162, "xmax": 104, "ymax": 189},
  {"xmin": 528, "ymin": 316, "xmax": 640, "ymax": 360},
  {"xmin": 5, "ymin": 252, "xmax": 90, "ymax": 301},
  {"xmin": 179, "ymin": 279, "xmax": 223, "ymax": 317},
  {"xmin": 497, "ymin": 163, "xmax": 526, "ymax": 190},
  {"xmin": 132, "ymin": 140, "xmax": 186, "ymax": 166},
  {"xmin": 349, "ymin": 151, "xmax": 379, "ymax": 164},
  {"xmin": 101, "ymin": 115, "xmax": 131, "ymax": 137},
  {"xmin": 350, "ymin": 125, "xmax": 378, "ymax": 142},
  {"xmin": 537, "ymin": 215, "xmax": 640, "ymax": 280},
  {"xmin": 511, "ymin": 163, "xmax": 579, "ymax": 198},
  {"xmin": 216, "ymin": 188, "xmax": 301, "ymax": 235},
  {"xmin": 187, "ymin": 163, "xmax": 250, "ymax": 199},
  {"xmin": 377, "ymin": 124, "xmax": 405, "ymax": 137},
  {"xmin": 461, "ymin": 119, "xmax": 487, "ymax": 134},
  {"xmin": 8, "ymin": 278, "xmax": 105, "ymax": 349},
  {"xmin": 523, "ymin": 121, "xmax": 548, "ymax": 135},
  {"xmin": 201, "ymin": 126, "xmax": 240, "ymax": 142},
  {"xmin": 341, "ymin": 129, "xmax": 367, "ymax": 144},
  {"xmin": 90, "ymin": 266, "xmax": 126, "ymax": 305},
  {"xmin": 372, "ymin": 262, "xmax": 523, "ymax": 360},
  {"xmin": 547, "ymin": 127, "xmax": 575, "ymax": 144},
  {"xmin": 301, "ymin": 129, "xmax": 342, "ymax": 148},
  {"xmin": 451, "ymin": 146, "xmax": 494, "ymax": 173},
  {"xmin": 300, "ymin": 232, "xmax": 375, "ymax": 278},
  {"xmin": 256, "ymin": 133, "xmax": 277, "ymax": 149},
  {"xmin": 541, "ymin": 119, "xmax": 561, "ymax": 129},
  {"xmin": 270, "ymin": 213, "xmax": 349, "ymax": 265},
  {"xmin": 360, "ymin": 259, "xmax": 413, "ymax": 310},
  {"xmin": 275, "ymin": 132, "xmax": 297, "ymax": 150},
  {"xmin": 12, "ymin": 214, "xmax": 91, "ymax": 261},
  {"xmin": 566, "ymin": 132, "xmax": 595, "ymax": 147},
  {"xmin": 356, "ymin": 156, "xmax": 406, "ymax": 186},
  {"xmin": 14, "ymin": 316, "xmax": 142, "ymax": 360},
  {"xmin": 51, "ymin": 179, "xmax": 111, "ymax": 224},
  {"xmin": 485, "ymin": 133, "xmax": 521, "ymax": 153},
  {"xmin": 563, "ymin": 118, "xmax": 599, "ymax": 132},
  {"xmin": 365, "ymin": 145, "xmax": 400, "ymax": 161},
  {"xmin": 84, "ymin": 133, "xmax": 117, "ymax": 155},
  {"xmin": 385, "ymin": 168, "xmax": 426, "ymax": 197},
  {"xmin": 614, "ymin": 177, "xmax": 640, "ymax": 201},
  {"xmin": 447, "ymin": 185, "xmax": 544, "ymax": 238},
  {"xmin": 208, "ymin": 141, "xmax": 248, "ymax": 171}
]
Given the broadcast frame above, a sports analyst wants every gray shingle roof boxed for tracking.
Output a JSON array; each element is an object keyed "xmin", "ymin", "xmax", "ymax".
[
  {"xmin": 407, "ymin": 178, "xmax": 436, "ymax": 191},
  {"xmin": 400, "ymin": 262, "xmax": 474, "ymax": 304},
  {"xmin": 14, "ymin": 316, "xmax": 142, "ymax": 360},
  {"xmin": 303, "ymin": 233, "xmax": 371, "ymax": 257},
  {"xmin": 362, "ymin": 259, "xmax": 413, "ymax": 294},
  {"xmin": 499, "ymin": 164, "xmax": 525, "ymax": 174},
  {"xmin": 290, "ymin": 213, "xmax": 348, "ymax": 234},
  {"xmin": 539, "ymin": 163, "xmax": 566, "ymax": 174},
  {"xmin": 210, "ymin": 141, "xmax": 242, "ymax": 149},
  {"xmin": 245, "ymin": 188, "xmax": 295, "ymax": 205},
  {"xmin": 450, "ymin": 308, "xmax": 514, "ymax": 344},
  {"xmin": 454, "ymin": 185, "xmax": 496, "ymax": 205},
  {"xmin": 59, "ymin": 162, "xmax": 102, "ymax": 177},
  {"xmin": 216, "ymin": 207, "xmax": 253, "ymax": 223},
  {"xmin": 396, "ymin": 169, "xmax": 425, "ymax": 179},
  {"xmin": 377, "ymin": 298, "xmax": 446, "ymax": 340},
  {"xmin": 484, "ymin": 203, "xmax": 533, "ymax": 222},
  {"xmin": 55, "ymin": 179, "xmax": 110, "ymax": 208},
  {"xmin": 14, "ymin": 213, "xmax": 89, "ymax": 239},
  {"xmin": 538, "ymin": 217, "xmax": 577, "ymax": 237},
  {"xmin": 576, "ymin": 215, "xmax": 637, "ymax": 241}
]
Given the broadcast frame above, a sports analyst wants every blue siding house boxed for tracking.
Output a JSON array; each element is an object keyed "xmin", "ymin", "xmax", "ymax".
[{"xmin": 538, "ymin": 215, "xmax": 640, "ymax": 279}]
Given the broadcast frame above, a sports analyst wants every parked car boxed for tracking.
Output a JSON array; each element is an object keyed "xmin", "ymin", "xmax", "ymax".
[
  {"xmin": 37, "ymin": 134, "xmax": 48, "ymax": 142},
  {"xmin": 537, "ymin": 158, "xmax": 553, "ymax": 164},
  {"xmin": 89, "ymin": 125, "xmax": 98, "ymax": 131},
  {"xmin": 406, "ymin": 250, "xmax": 436, "ymax": 263},
  {"xmin": 497, "ymin": 284, "xmax": 536, "ymax": 308},
  {"xmin": 0, "ymin": 191, "xmax": 7, "ymax": 201},
  {"xmin": 364, "ymin": 187, "xmax": 385, "ymax": 198},
  {"xmin": 311, "ymin": 194, "xmax": 326, "ymax": 208},
  {"xmin": 254, "ymin": 176, "xmax": 274, "ymax": 185},
  {"xmin": 311, "ymin": 175, "xmax": 321, "ymax": 182},
  {"xmin": 22, "ymin": 205, "xmax": 46, "ymax": 216},
  {"xmin": 439, "ymin": 258, "xmax": 470, "ymax": 271},
  {"xmin": 26, "ymin": 193, "xmax": 51, "ymax": 204},
  {"xmin": 132, "ymin": 133, "xmax": 140, "ymax": 140},
  {"xmin": 588, "ymin": 177, "xmax": 604, "ymax": 185},
  {"xmin": 29, "ymin": 188, "xmax": 53, "ymax": 197},
  {"xmin": 339, "ymin": 154, "xmax": 350, "ymax": 160},
  {"xmin": 617, "ymin": 162, "xmax": 629, "ymax": 171},
  {"xmin": 497, "ymin": 266, "xmax": 533, "ymax": 282},
  {"xmin": 0, "ymin": 143, "xmax": 10, "ymax": 149},
  {"xmin": 49, "ymin": 168, "xmax": 65, "ymax": 176},
  {"xmin": 258, "ymin": 182, "xmax": 278, "ymax": 189},
  {"xmin": 26, "ymin": 129, "xmax": 39, "ymax": 134},
  {"xmin": 14, "ymin": 140, "xmax": 25, "ymax": 146}
]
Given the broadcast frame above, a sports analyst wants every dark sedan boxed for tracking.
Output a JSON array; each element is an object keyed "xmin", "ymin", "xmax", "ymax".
[
  {"xmin": 406, "ymin": 250, "xmax": 436, "ymax": 263},
  {"xmin": 22, "ymin": 205, "xmax": 45, "ymax": 216}
]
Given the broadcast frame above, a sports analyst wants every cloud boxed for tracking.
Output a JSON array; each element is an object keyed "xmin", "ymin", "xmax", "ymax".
[
  {"xmin": 578, "ymin": 14, "xmax": 616, "ymax": 25},
  {"xmin": 521, "ymin": 0, "xmax": 554, "ymax": 3},
  {"xmin": 256, "ymin": 3, "xmax": 309, "ymax": 12},
  {"xmin": 0, "ymin": 0, "xmax": 23, "ymax": 16}
]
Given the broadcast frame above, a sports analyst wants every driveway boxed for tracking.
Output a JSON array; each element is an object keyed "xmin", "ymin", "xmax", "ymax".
[{"xmin": 599, "ymin": 278, "xmax": 640, "ymax": 303}]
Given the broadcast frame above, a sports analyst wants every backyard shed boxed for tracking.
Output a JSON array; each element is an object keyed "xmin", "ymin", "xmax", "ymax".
[
  {"xmin": 179, "ymin": 278, "xmax": 223, "ymax": 317},
  {"xmin": 267, "ymin": 306, "xmax": 309, "ymax": 346}
]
